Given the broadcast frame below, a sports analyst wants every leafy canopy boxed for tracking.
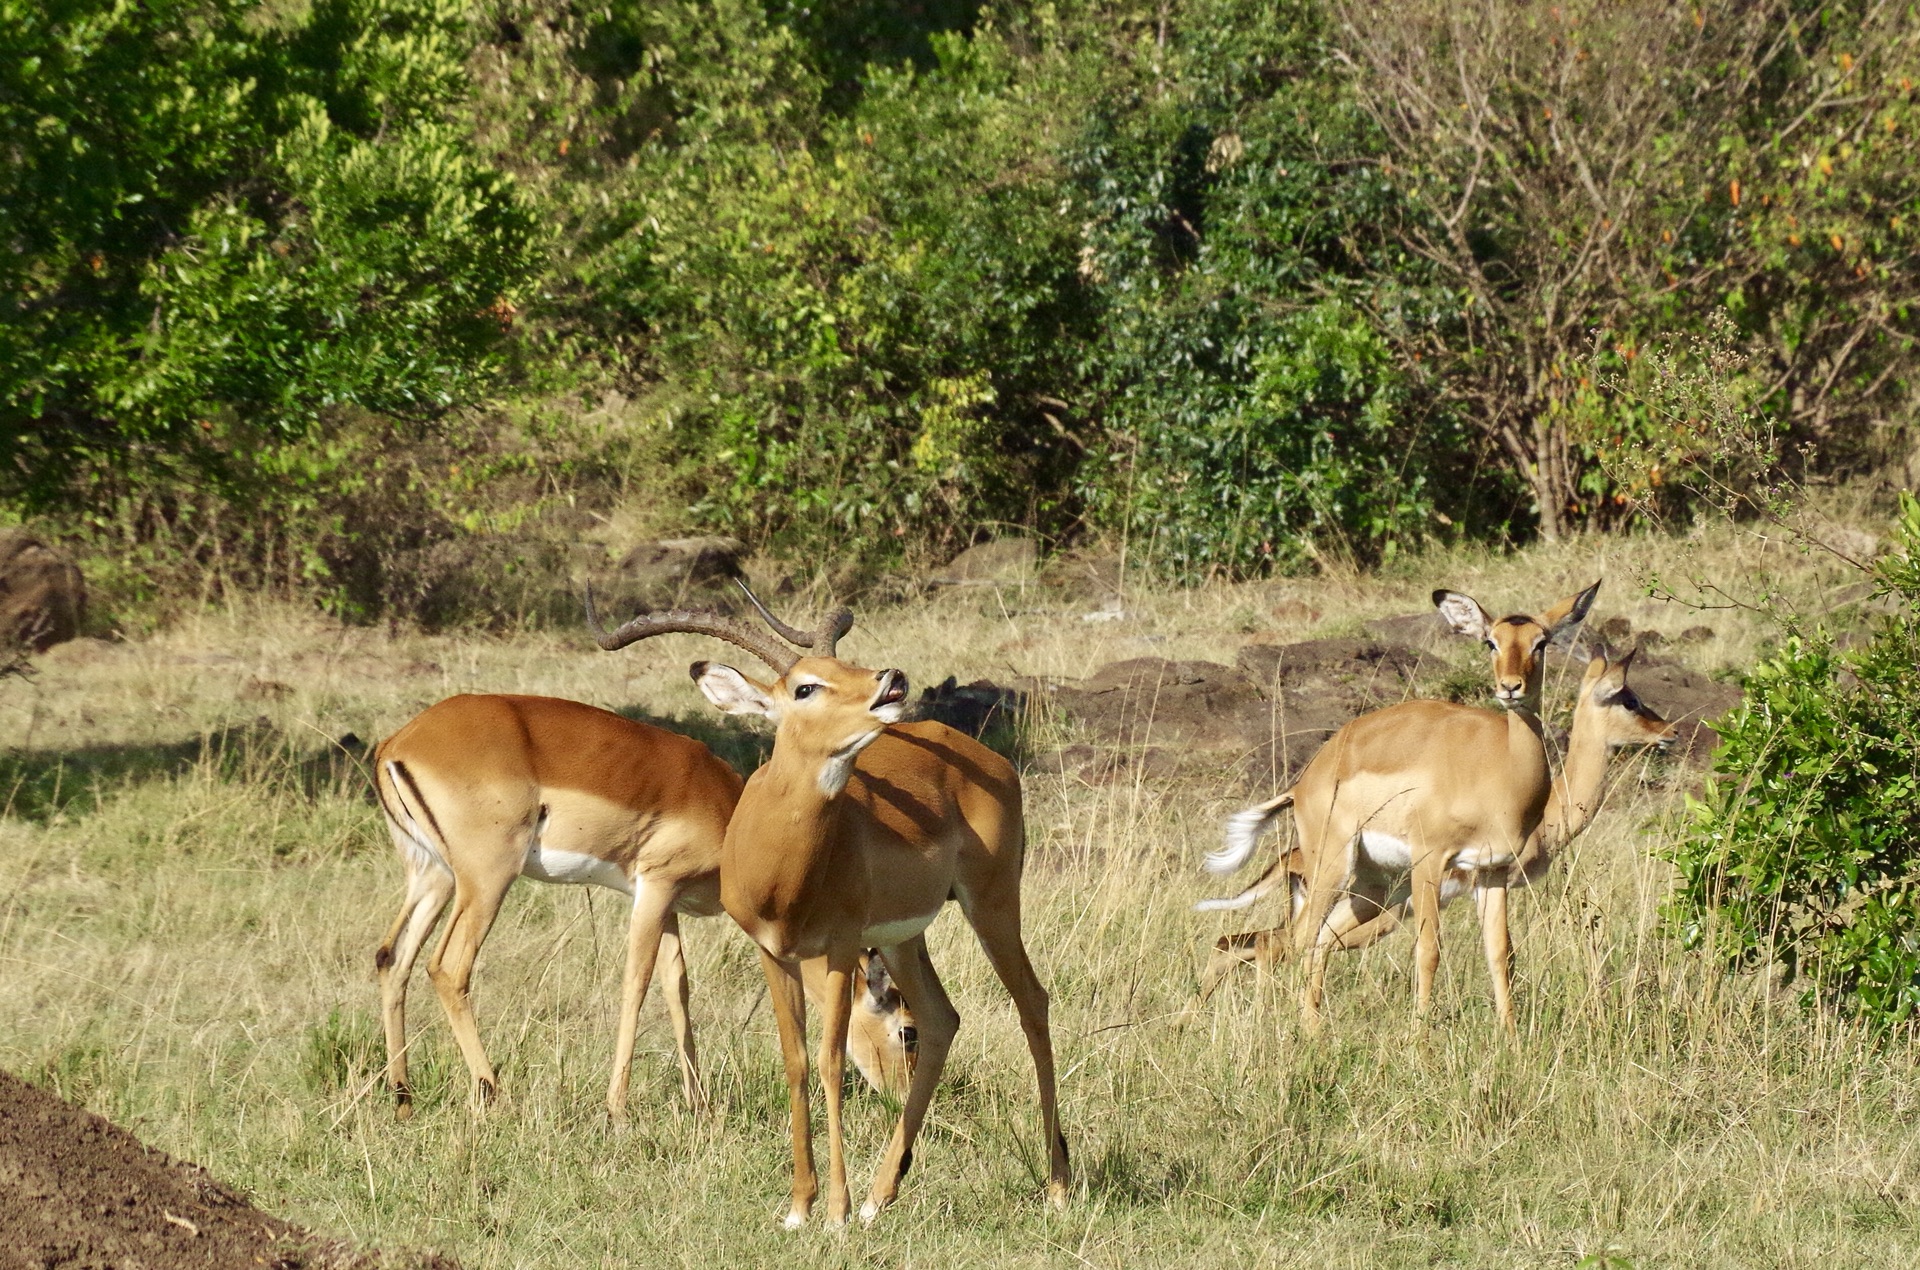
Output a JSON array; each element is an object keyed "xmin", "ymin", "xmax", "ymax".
[{"xmin": 0, "ymin": 0, "xmax": 541, "ymax": 507}]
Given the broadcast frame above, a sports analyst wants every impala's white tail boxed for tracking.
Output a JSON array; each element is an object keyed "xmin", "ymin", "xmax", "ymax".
[{"xmin": 1203, "ymin": 790, "xmax": 1294, "ymax": 875}]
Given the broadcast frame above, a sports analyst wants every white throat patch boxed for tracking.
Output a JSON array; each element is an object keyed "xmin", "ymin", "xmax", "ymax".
[{"xmin": 818, "ymin": 728, "xmax": 885, "ymax": 796}]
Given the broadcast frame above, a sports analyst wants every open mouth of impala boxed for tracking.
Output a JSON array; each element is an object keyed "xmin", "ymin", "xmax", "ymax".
[{"xmin": 872, "ymin": 669, "xmax": 908, "ymax": 712}]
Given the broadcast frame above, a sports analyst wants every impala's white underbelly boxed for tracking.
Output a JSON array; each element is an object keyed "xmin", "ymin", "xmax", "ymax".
[
  {"xmin": 1451, "ymin": 844, "xmax": 1517, "ymax": 872},
  {"xmin": 1356, "ymin": 831, "xmax": 1515, "ymax": 883},
  {"xmin": 861, "ymin": 914, "xmax": 936, "ymax": 948},
  {"xmin": 522, "ymin": 844, "xmax": 632, "ymax": 893},
  {"xmin": 1356, "ymin": 830, "xmax": 1415, "ymax": 871}
]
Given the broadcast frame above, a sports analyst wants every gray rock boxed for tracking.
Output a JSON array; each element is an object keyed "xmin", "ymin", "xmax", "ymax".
[
  {"xmin": 1038, "ymin": 549, "xmax": 1125, "ymax": 601},
  {"xmin": 930, "ymin": 538, "xmax": 1038, "ymax": 587},
  {"xmin": 1824, "ymin": 528, "xmax": 1882, "ymax": 563},
  {"xmin": 616, "ymin": 536, "xmax": 746, "ymax": 591},
  {"xmin": 0, "ymin": 531, "xmax": 85, "ymax": 652},
  {"xmin": 1361, "ymin": 611, "xmax": 1450, "ymax": 651},
  {"xmin": 1596, "ymin": 615, "xmax": 1634, "ymax": 644}
]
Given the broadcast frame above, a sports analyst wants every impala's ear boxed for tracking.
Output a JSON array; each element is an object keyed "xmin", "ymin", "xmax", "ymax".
[
  {"xmin": 692, "ymin": 661, "xmax": 779, "ymax": 719},
  {"xmin": 1433, "ymin": 589, "xmax": 1494, "ymax": 641},
  {"xmin": 1588, "ymin": 647, "xmax": 1636, "ymax": 702},
  {"xmin": 1542, "ymin": 578, "xmax": 1602, "ymax": 642}
]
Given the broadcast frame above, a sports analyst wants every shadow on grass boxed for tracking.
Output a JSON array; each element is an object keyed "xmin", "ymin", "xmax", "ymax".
[
  {"xmin": 609, "ymin": 706, "xmax": 774, "ymax": 777},
  {"xmin": 2, "ymin": 678, "xmax": 1032, "ymax": 828},
  {"xmin": 0, "ymin": 722, "xmax": 373, "ymax": 825}
]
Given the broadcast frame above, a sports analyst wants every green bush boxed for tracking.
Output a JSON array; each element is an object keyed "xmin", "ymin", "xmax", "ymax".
[
  {"xmin": 1667, "ymin": 495, "xmax": 1920, "ymax": 1028},
  {"xmin": 0, "ymin": 0, "xmax": 541, "ymax": 510},
  {"xmin": 9, "ymin": 0, "xmax": 1920, "ymax": 617}
]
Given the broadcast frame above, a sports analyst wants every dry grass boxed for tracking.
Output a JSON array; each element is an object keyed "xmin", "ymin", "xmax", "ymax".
[{"xmin": 2, "ymin": 511, "xmax": 1917, "ymax": 1268}]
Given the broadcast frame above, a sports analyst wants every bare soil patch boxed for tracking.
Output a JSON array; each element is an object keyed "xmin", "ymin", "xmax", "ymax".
[{"xmin": 0, "ymin": 1070, "xmax": 453, "ymax": 1270}]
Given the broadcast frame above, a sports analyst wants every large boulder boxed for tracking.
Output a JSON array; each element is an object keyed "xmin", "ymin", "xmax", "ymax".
[
  {"xmin": 0, "ymin": 531, "xmax": 85, "ymax": 652},
  {"xmin": 930, "ymin": 537, "xmax": 1038, "ymax": 587},
  {"xmin": 606, "ymin": 536, "xmax": 748, "ymax": 610},
  {"xmin": 618, "ymin": 536, "xmax": 745, "ymax": 589}
]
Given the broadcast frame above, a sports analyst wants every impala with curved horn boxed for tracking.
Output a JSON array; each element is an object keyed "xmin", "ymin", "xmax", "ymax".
[
  {"xmin": 372, "ymin": 685, "xmax": 916, "ymax": 1123},
  {"xmin": 591, "ymin": 584, "xmax": 1071, "ymax": 1228},
  {"xmin": 1195, "ymin": 648, "xmax": 1674, "ymax": 1005},
  {"xmin": 1194, "ymin": 581, "xmax": 1602, "ymax": 1030}
]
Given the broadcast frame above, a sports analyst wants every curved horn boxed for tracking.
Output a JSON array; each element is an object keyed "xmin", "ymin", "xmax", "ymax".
[
  {"xmin": 585, "ymin": 584, "xmax": 799, "ymax": 675},
  {"xmin": 735, "ymin": 579, "xmax": 855, "ymax": 659}
]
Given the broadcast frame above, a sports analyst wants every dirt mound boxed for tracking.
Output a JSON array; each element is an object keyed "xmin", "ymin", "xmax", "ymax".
[
  {"xmin": 0, "ymin": 1069, "xmax": 453, "ymax": 1270},
  {"xmin": 1027, "ymin": 627, "xmax": 1739, "ymax": 785},
  {"xmin": 1030, "ymin": 640, "xmax": 1431, "ymax": 784},
  {"xmin": 1610, "ymin": 656, "xmax": 1745, "ymax": 765}
]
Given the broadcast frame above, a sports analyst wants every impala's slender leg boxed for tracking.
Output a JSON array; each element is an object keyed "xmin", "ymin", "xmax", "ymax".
[
  {"xmin": 959, "ymin": 884, "xmax": 1071, "ymax": 1208},
  {"xmin": 656, "ymin": 913, "xmax": 705, "ymax": 1113},
  {"xmin": 1409, "ymin": 859, "xmax": 1445, "ymax": 1020},
  {"xmin": 1475, "ymin": 882, "xmax": 1517, "ymax": 1032},
  {"xmin": 375, "ymin": 853, "xmax": 454, "ymax": 1120},
  {"xmin": 761, "ymin": 950, "xmax": 816, "ymax": 1230},
  {"xmin": 1195, "ymin": 931, "xmax": 1266, "ymax": 1005},
  {"xmin": 813, "ymin": 951, "xmax": 857, "ymax": 1227},
  {"xmin": 860, "ymin": 936, "xmax": 958, "ymax": 1222},
  {"xmin": 1333, "ymin": 905, "xmax": 1406, "ymax": 951},
  {"xmin": 606, "ymin": 882, "xmax": 675, "ymax": 1122},
  {"xmin": 1294, "ymin": 837, "xmax": 1349, "ymax": 1034},
  {"xmin": 426, "ymin": 868, "xmax": 516, "ymax": 1107}
]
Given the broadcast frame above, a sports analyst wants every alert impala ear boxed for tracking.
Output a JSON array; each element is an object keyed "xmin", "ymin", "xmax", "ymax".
[
  {"xmin": 1591, "ymin": 650, "xmax": 1634, "ymax": 702},
  {"xmin": 1542, "ymin": 578, "xmax": 1602, "ymax": 643},
  {"xmin": 692, "ymin": 661, "xmax": 780, "ymax": 720},
  {"xmin": 1433, "ymin": 589, "xmax": 1494, "ymax": 641}
]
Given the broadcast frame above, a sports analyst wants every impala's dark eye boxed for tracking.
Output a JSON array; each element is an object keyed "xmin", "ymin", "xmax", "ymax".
[
  {"xmin": 792, "ymin": 683, "xmax": 818, "ymax": 701},
  {"xmin": 1485, "ymin": 639, "xmax": 1498, "ymax": 651}
]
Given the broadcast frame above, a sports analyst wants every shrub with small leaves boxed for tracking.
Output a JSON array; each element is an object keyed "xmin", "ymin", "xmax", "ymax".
[{"xmin": 1667, "ymin": 494, "xmax": 1920, "ymax": 1028}]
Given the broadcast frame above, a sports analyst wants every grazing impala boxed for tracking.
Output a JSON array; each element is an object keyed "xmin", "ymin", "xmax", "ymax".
[
  {"xmin": 1196, "ymin": 582, "xmax": 1600, "ymax": 1029},
  {"xmin": 590, "ymin": 586, "xmax": 1071, "ymax": 1228},
  {"xmin": 1196, "ymin": 649, "xmax": 1674, "ymax": 1003},
  {"xmin": 372, "ymin": 694, "xmax": 915, "ymax": 1122}
]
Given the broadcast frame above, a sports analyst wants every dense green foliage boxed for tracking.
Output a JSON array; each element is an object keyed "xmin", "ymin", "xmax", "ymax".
[
  {"xmin": 6, "ymin": 1, "xmax": 1920, "ymax": 604},
  {"xmin": 1668, "ymin": 497, "xmax": 1920, "ymax": 1028},
  {"xmin": 1, "ymin": 0, "xmax": 540, "ymax": 512}
]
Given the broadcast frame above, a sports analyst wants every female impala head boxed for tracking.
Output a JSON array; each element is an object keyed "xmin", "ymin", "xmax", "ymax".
[
  {"xmin": 1576, "ymin": 648, "xmax": 1679, "ymax": 752},
  {"xmin": 1432, "ymin": 579, "xmax": 1602, "ymax": 710}
]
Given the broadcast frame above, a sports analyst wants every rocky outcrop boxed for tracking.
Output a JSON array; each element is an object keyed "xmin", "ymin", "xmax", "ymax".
[
  {"xmin": 0, "ymin": 531, "xmax": 85, "ymax": 652},
  {"xmin": 587, "ymin": 536, "xmax": 751, "ymax": 618},
  {"xmin": 929, "ymin": 538, "xmax": 1038, "ymax": 587}
]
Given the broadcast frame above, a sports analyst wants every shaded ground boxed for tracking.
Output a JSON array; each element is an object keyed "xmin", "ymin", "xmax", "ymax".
[{"xmin": 0, "ymin": 1070, "xmax": 453, "ymax": 1270}]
